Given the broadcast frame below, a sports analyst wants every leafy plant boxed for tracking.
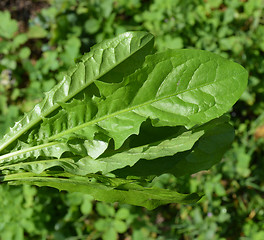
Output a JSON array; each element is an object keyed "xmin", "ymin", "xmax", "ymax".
[
  {"xmin": 0, "ymin": 31, "xmax": 247, "ymax": 209},
  {"xmin": 0, "ymin": 10, "xmax": 52, "ymax": 138},
  {"xmin": 0, "ymin": 11, "xmax": 29, "ymax": 137}
]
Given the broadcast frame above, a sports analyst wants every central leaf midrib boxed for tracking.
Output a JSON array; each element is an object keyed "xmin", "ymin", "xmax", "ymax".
[
  {"xmin": 48, "ymin": 76, "xmax": 220, "ymax": 141},
  {"xmin": 0, "ymin": 141, "xmax": 59, "ymax": 163}
]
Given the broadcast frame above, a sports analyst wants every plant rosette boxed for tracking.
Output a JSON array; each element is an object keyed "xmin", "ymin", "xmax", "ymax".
[{"xmin": 0, "ymin": 32, "xmax": 248, "ymax": 209}]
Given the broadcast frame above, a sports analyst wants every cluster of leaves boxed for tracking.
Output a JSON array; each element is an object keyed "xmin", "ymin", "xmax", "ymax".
[
  {"xmin": 0, "ymin": 30, "xmax": 247, "ymax": 210},
  {"xmin": 0, "ymin": 0, "xmax": 263, "ymax": 239},
  {"xmin": 0, "ymin": 7, "xmax": 82, "ymax": 138}
]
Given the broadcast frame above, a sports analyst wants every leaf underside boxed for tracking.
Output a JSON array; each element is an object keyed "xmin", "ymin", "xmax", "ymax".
[{"xmin": 2, "ymin": 172, "xmax": 203, "ymax": 210}]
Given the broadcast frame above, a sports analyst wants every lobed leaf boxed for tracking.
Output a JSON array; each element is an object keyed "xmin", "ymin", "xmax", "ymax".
[
  {"xmin": 0, "ymin": 31, "xmax": 154, "ymax": 153},
  {"xmin": 20, "ymin": 49, "xmax": 248, "ymax": 152},
  {"xmin": 0, "ymin": 116, "xmax": 232, "ymax": 177},
  {"xmin": 0, "ymin": 126, "xmax": 204, "ymax": 175}
]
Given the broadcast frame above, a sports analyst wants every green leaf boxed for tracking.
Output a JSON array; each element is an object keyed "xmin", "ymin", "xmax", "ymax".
[
  {"xmin": 96, "ymin": 202, "xmax": 115, "ymax": 217},
  {"xmin": 114, "ymin": 219, "xmax": 127, "ymax": 233},
  {"xmin": 0, "ymin": 32, "xmax": 248, "ymax": 209},
  {"xmin": 80, "ymin": 196, "xmax": 93, "ymax": 215},
  {"xmin": 72, "ymin": 128, "xmax": 203, "ymax": 175},
  {"xmin": 115, "ymin": 208, "xmax": 130, "ymax": 220},
  {"xmin": 114, "ymin": 118, "xmax": 234, "ymax": 179},
  {"xmin": 0, "ymin": 125, "xmax": 203, "ymax": 174},
  {"xmin": 0, "ymin": 31, "xmax": 154, "ymax": 153},
  {"xmin": 0, "ymin": 11, "xmax": 18, "ymax": 39},
  {"xmin": 60, "ymin": 37, "xmax": 81, "ymax": 65},
  {"xmin": 13, "ymin": 34, "xmax": 28, "ymax": 50},
  {"xmin": 0, "ymin": 138, "xmax": 108, "ymax": 166},
  {"xmin": 27, "ymin": 25, "xmax": 48, "ymax": 39},
  {"xmin": 19, "ymin": 47, "xmax": 31, "ymax": 59},
  {"xmin": 1, "ymin": 172, "xmax": 203, "ymax": 209},
  {"xmin": 84, "ymin": 18, "xmax": 101, "ymax": 34},
  {"xmin": 102, "ymin": 227, "xmax": 117, "ymax": 240},
  {"xmin": 23, "ymin": 48, "xmax": 247, "ymax": 152}
]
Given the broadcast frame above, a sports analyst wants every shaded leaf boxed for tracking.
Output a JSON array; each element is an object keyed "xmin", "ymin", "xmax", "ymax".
[
  {"xmin": 114, "ymin": 119, "xmax": 234, "ymax": 179},
  {"xmin": 2, "ymin": 172, "xmax": 203, "ymax": 210}
]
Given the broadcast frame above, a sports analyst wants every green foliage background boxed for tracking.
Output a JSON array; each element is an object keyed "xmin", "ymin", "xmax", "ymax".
[{"xmin": 0, "ymin": 0, "xmax": 264, "ymax": 239}]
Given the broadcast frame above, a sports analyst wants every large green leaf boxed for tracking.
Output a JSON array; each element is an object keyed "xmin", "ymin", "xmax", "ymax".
[
  {"xmin": 0, "ymin": 31, "xmax": 154, "ymax": 153},
  {"xmin": 18, "ymin": 49, "xmax": 247, "ymax": 154},
  {"xmin": 91, "ymin": 49, "xmax": 246, "ymax": 148},
  {"xmin": 1, "ymin": 172, "xmax": 203, "ymax": 210},
  {"xmin": 0, "ymin": 48, "xmax": 247, "ymax": 168}
]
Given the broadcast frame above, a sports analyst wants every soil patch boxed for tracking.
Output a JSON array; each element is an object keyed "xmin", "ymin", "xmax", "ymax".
[{"xmin": 0, "ymin": 0, "xmax": 49, "ymax": 32}]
